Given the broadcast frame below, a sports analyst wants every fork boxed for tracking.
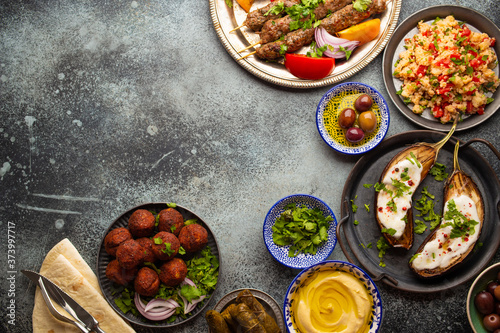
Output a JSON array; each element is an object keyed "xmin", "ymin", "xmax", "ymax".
[{"xmin": 38, "ymin": 277, "xmax": 91, "ymax": 333}]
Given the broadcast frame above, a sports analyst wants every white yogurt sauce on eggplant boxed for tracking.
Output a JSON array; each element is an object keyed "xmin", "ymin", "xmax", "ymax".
[
  {"xmin": 411, "ymin": 195, "xmax": 481, "ymax": 271},
  {"xmin": 376, "ymin": 159, "xmax": 422, "ymax": 239}
]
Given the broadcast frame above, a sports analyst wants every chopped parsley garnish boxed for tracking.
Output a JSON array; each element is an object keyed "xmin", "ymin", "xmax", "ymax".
[
  {"xmin": 430, "ymin": 162, "xmax": 448, "ymax": 181},
  {"xmin": 351, "ymin": 195, "xmax": 358, "ymax": 213},
  {"xmin": 381, "ymin": 228, "xmax": 396, "ymax": 236},
  {"xmin": 353, "ymin": 0, "xmax": 371, "ymax": 12},
  {"xmin": 442, "ymin": 199, "xmax": 479, "ymax": 240},
  {"xmin": 265, "ymin": 2, "xmax": 285, "ymax": 16},
  {"xmin": 363, "ymin": 183, "xmax": 373, "ymax": 189},
  {"xmin": 377, "ymin": 237, "xmax": 390, "ymax": 267},
  {"xmin": 272, "ymin": 203, "xmax": 333, "ymax": 257},
  {"xmin": 364, "ymin": 204, "xmax": 370, "ymax": 212},
  {"xmin": 414, "ymin": 219, "xmax": 427, "ymax": 234}
]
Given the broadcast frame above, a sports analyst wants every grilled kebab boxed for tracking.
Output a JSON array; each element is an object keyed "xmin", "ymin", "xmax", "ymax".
[{"xmin": 255, "ymin": 0, "xmax": 386, "ymax": 60}]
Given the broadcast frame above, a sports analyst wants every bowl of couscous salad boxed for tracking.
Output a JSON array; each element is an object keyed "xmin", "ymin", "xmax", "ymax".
[{"xmin": 383, "ymin": 5, "xmax": 500, "ymax": 131}]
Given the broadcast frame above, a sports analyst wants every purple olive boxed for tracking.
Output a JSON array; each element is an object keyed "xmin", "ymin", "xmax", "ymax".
[
  {"xmin": 495, "ymin": 302, "xmax": 500, "ymax": 315},
  {"xmin": 488, "ymin": 282, "xmax": 500, "ymax": 295},
  {"xmin": 346, "ymin": 127, "xmax": 365, "ymax": 143},
  {"xmin": 484, "ymin": 314, "xmax": 500, "ymax": 331},
  {"xmin": 354, "ymin": 94, "xmax": 373, "ymax": 112},
  {"xmin": 475, "ymin": 291, "xmax": 495, "ymax": 315}
]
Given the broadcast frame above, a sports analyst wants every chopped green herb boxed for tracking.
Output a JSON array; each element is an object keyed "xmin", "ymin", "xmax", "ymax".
[
  {"xmin": 364, "ymin": 204, "xmax": 370, "ymax": 212},
  {"xmin": 353, "ymin": 0, "xmax": 371, "ymax": 12},
  {"xmin": 377, "ymin": 237, "xmax": 390, "ymax": 267},
  {"xmin": 381, "ymin": 228, "xmax": 397, "ymax": 236},
  {"xmin": 272, "ymin": 203, "xmax": 333, "ymax": 257}
]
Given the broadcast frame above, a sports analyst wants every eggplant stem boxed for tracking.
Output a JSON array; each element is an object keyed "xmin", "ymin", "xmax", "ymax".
[
  {"xmin": 430, "ymin": 116, "xmax": 459, "ymax": 152},
  {"xmin": 453, "ymin": 140, "xmax": 461, "ymax": 172}
]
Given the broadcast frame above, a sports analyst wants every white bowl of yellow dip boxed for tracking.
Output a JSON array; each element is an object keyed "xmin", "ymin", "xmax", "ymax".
[{"xmin": 284, "ymin": 260, "xmax": 382, "ymax": 333}]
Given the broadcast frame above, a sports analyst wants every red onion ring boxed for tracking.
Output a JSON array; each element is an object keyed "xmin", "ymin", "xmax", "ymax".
[
  {"xmin": 314, "ymin": 27, "xmax": 359, "ymax": 59},
  {"xmin": 134, "ymin": 293, "xmax": 179, "ymax": 321}
]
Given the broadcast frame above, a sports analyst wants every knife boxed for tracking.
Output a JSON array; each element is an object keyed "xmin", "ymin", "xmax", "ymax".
[{"xmin": 22, "ymin": 270, "xmax": 106, "ymax": 333}]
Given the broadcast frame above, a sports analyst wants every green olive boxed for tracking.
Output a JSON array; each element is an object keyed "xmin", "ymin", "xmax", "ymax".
[{"xmin": 358, "ymin": 111, "xmax": 377, "ymax": 133}]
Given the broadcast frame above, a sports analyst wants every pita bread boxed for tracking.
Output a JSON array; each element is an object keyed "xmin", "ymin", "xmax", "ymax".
[{"xmin": 32, "ymin": 239, "xmax": 135, "ymax": 333}]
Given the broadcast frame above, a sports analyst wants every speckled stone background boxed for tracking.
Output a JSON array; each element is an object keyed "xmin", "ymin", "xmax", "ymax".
[{"xmin": 1, "ymin": 0, "xmax": 499, "ymax": 332}]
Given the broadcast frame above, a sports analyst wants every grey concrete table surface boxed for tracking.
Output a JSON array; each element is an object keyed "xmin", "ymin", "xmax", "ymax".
[{"xmin": 1, "ymin": 0, "xmax": 499, "ymax": 332}]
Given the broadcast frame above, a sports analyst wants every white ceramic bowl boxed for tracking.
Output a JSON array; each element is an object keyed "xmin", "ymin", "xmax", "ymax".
[
  {"xmin": 467, "ymin": 262, "xmax": 500, "ymax": 333},
  {"xmin": 263, "ymin": 194, "xmax": 337, "ymax": 269},
  {"xmin": 316, "ymin": 82, "xmax": 390, "ymax": 155},
  {"xmin": 284, "ymin": 260, "xmax": 383, "ymax": 333}
]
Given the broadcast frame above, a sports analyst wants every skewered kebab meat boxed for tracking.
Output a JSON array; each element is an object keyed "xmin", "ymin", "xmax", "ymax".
[
  {"xmin": 259, "ymin": 0, "xmax": 352, "ymax": 44},
  {"xmin": 240, "ymin": 0, "xmax": 301, "ymax": 32},
  {"xmin": 255, "ymin": 0, "xmax": 386, "ymax": 60}
]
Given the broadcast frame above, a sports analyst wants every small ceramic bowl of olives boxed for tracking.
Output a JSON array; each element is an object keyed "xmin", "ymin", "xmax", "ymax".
[
  {"xmin": 316, "ymin": 82, "xmax": 390, "ymax": 155},
  {"xmin": 467, "ymin": 262, "xmax": 500, "ymax": 332}
]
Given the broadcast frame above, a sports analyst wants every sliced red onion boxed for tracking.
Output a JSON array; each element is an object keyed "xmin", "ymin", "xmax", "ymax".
[
  {"xmin": 144, "ymin": 298, "xmax": 180, "ymax": 313},
  {"xmin": 314, "ymin": 27, "xmax": 359, "ymax": 59},
  {"xmin": 134, "ymin": 293, "xmax": 179, "ymax": 321},
  {"xmin": 178, "ymin": 278, "xmax": 207, "ymax": 314}
]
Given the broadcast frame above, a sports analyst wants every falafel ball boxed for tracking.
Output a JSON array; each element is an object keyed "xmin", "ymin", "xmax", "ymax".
[
  {"xmin": 159, "ymin": 258, "xmax": 187, "ymax": 287},
  {"xmin": 104, "ymin": 227, "xmax": 133, "ymax": 257},
  {"xmin": 128, "ymin": 209, "xmax": 156, "ymax": 238},
  {"xmin": 135, "ymin": 237, "xmax": 157, "ymax": 263},
  {"xmin": 178, "ymin": 223, "xmax": 208, "ymax": 252},
  {"xmin": 158, "ymin": 208, "xmax": 184, "ymax": 236},
  {"xmin": 134, "ymin": 267, "xmax": 161, "ymax": 297},
  {"xmin": 116, "ymin": 239, "xmax": 146, "ymax": 269},
  {"xmin": 105, "ymin": 259, "xmax": 137, "ymax": 286},
  {"xmin": 151, "ymin": 231, "xmax": 180, "ymax": 261}
]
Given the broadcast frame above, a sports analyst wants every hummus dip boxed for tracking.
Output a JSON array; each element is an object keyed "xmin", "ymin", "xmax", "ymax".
[{"xmin": 292, "ymin": 270, "xmax": 372, "ymax": 333}]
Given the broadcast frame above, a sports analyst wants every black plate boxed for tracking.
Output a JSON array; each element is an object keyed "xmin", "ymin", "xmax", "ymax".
[
  {"xmin": 96, "ymin": 203, "xmax": 221, "ymax": 328},
  {"xmin": 382, "ymin": 5, "xmax": 500, "ymax": 132},
  {"xmin": 338, "ymin": 131, "xmax": 500, "ymax": 293}
]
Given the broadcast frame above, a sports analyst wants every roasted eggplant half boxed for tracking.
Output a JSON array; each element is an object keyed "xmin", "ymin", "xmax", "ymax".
[
  {"xmin": 374, "ymin": 120, "xmax": 458, "ymax": 249},
  {"xmin": 410, "ymin": 141, "xmax": 484, "ymax": 278}
]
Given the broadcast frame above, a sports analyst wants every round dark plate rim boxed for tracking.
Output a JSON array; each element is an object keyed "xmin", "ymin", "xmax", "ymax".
[
  {"xmin": 382, "ymin": 5, "xmax": 500, "ymax": 132},
  {"xmin": 339, "ymin": 130, "xmax": 500, "ymax": 293},
  {"xmin": 96, "ymin": 202, "xmax": 221, "ymax": 328},
  {"xmin": 211, "ymin": 288, "xmax": 286, "ymax": 333}
]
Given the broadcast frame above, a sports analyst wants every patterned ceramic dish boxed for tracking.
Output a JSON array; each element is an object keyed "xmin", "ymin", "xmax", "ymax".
[
  {"xmin": 210, "ymin": 288, "xmax": 286, "ymax": 333},
  {"xmin": 467, "ymin": 262, "xmax": 500, "ymax": 333},
  {"xmin": 284, "ymin": 260, "xmax": 383, "ymax": 333},
  {"xmin": 263, "ymin": 194, "xmax": 337, "ymax": 269},
  {"xmin": 316, "ymin": 82, "xmax": 390, "ymax": 155}
]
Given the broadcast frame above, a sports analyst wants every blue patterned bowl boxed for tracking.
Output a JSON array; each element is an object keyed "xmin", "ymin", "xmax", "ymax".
[
  {"xmin": 263, "ymin": 194, "xmax": 337, "ymax": 269},
  {"xmin": 316, "ymin": 82, "xmax": 390, "ymax": 155},
  {"xmin": 284, "ymin": 260, "xmax": 383, "ymax": 333}
]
